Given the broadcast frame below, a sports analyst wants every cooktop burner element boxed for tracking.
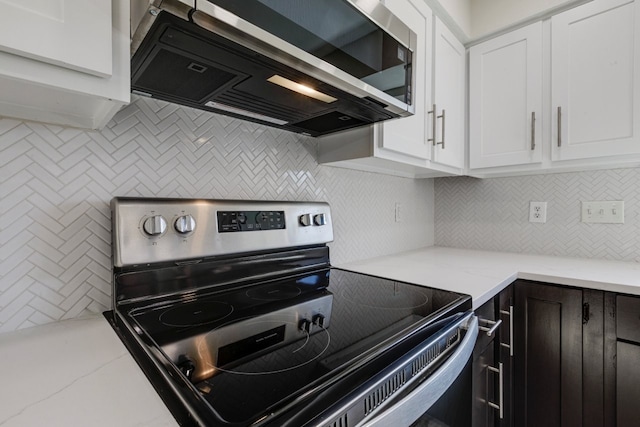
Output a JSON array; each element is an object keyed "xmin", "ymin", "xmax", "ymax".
[
  {"xmin": 108, "ymin": 198, "xmax": 474, "ymax": 427},
  {"xmin": 246, "ymin": 284, "xmax": 302, "ymax": 301},
  {"xmin": 159, "ymin": 301, "xmax": 234, "ymax": 327}
]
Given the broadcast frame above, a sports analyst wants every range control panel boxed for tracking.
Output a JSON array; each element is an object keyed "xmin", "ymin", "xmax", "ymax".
[
  {"xmin": 218, "ymin": 211, "xmax": 285, "ymax": 232},
  {"xmin": 111, "ymin": 198, "xmax": 333, "ymax": 267}
]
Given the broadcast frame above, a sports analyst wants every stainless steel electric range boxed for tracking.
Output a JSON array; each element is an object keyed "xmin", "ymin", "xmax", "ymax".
[{"xmin": 106, "ymin": 198, "xmax": 477, "ymax": 427}]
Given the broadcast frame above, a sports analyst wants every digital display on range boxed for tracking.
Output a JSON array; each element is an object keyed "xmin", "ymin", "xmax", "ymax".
[{"xmin": 217, "ymin": 211, "xmax": 286, "ymax": 232}]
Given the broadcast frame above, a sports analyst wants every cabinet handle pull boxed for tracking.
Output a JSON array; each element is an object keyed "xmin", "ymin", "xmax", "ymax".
[
  {"xmin": 557, "ymin": 106, "xmax": 562, "ymax": 147},
  {"xmin": 427, "ymin": 104, "xmax": 436, "ymax": 145},
  {"xmin": 478, "ymin": 318, "xmax": 502, "ymax": 336},
  {"xmin": 437, "ymin": 109, "xmax": 445, "ymax": 149},
  {"xmin": 499, "ymin": 306, "xmax": 514, "ymax": 357},
  {"xmin": 488, "ymin": 362, "xmax": 505, "ymax": 419},
  {"xmin": 531, "ymin": 111, "xmax": 536, "ymax": 150},
  {"xmin": 583, "ymin": 302, "xmax": 590, "ymax": 324}
]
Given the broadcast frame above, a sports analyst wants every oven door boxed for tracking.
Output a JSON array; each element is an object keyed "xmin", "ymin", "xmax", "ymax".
[{"xmin": 362, "ymin": 314, "xmax": 478, "ymax": 427}]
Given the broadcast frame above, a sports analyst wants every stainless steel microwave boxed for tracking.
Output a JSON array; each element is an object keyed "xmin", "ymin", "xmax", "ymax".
[{"xmin": 130, "ymin": 0, "xmax": 417, "ymax": 136}]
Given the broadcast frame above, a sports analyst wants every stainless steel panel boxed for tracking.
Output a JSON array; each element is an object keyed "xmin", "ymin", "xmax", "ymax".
[
  {"xmin": 131, "ymin": 0, "xmax": 192, "ymax": 56},
  {"xmin": 137, "ymin": 0, "xmax": 417, "ymax": 116},
  {"xmin": 319, "ymin": 312, "xmax": 478, "ymax": 427},
  {"xmin": 361, "ymin": 314, "xmax": 478, "ymax": 426},
  {"xmin": 111, "ymin": 198, "xmax": 333, "ymax": 267}
]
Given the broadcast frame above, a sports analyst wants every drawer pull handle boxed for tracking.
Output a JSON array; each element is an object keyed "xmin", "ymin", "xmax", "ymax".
[
  {"xmin": 479, "ymin": 318, "xmax": 502, "ymax": 337},
  {"xmin": 557, "ymin": 106, "xmax": 562, "ymax": 147},
  {"xmin": 500, "ymin": 306, "xmax": 514, "ymax": 357},
  {"xmin": 531, "ymin": 111, "xmax": 536, "ymax": 150},
  {"xmin": 437, "ymin": 109, "xmax": 445, "ymax": 149},
  {"xmin": 488, "ymin": 362, "xmax": 505, "ymax": 419},
  {"xmin": 427, "ymin": 104, "xmax": 436, "ymax": 145}
]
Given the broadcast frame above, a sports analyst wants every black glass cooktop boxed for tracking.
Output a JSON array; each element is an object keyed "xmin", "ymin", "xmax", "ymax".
[{"xmin": 124, "ymin": 268, "xmax": 469, "ymax": 425}]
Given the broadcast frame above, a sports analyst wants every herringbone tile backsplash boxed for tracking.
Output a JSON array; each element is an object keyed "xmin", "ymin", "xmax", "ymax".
[
  {"xmin": 0, "ymin": 96, "xmax": 434, "ymax": 333},
  {"xmin": 435, "ymin": 171, "xmax": 640, "ymax": 262},
  {"xmin": 4, "ymin": 95, "xmax": 639, "ymax": 334}
]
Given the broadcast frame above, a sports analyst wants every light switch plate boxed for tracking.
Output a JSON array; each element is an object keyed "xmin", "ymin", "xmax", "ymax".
[{"xmin": 581, "ymin": 201, "xmax": 624, "ymax": 224}]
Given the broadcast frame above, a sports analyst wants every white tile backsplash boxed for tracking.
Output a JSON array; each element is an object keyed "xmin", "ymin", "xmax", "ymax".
[
  {"xmin": 0, "ymin": 96, "xmax": 434, "ymax": 332},
  {"xmin": 8, "ymin": 95, "xmax": 637, "ymax": 334},
  {"xmin": 435, "ymin": 170, "xmax": 640, "ymax": 262}
]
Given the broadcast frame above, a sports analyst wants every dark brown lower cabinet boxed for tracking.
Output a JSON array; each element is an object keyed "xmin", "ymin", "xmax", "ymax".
[
  {"xmin": 473, "ymin": 296, "xmax": 497, "ymax": 427},
  {"xmin": 473, "ymin": 286, "xmax": 513, "ymax": 427},
  {"xmin": 514, "ymin": 281, "xmax": 584, "ymax": 427},
  {"xmin": 616, "ymin": 341, "xmax": 640, "ymax": 425},
  {"xmin": 474, "ymin": 281, "xmax": 640, "ymax": 427},
  {"xmin": 614, "ymin": 295, "xmax": 640, "ymax": 427},
  {"xmin": 497, "ymin": 287, "xmax": 513, "ymax": 427},
  {"xmin": 473, "ymin": 329, "xmax": 497, "ymax": 427}
]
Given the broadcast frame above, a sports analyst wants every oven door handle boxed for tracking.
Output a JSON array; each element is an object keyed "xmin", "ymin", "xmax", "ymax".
[{"xmin": 359, "ymin": 314, "xmax": 479, "ymax": 427}]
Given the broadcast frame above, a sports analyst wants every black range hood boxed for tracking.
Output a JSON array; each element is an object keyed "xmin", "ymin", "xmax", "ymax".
[{"xmin": 130, "ymin": 0, "xmax": 416, "ymax": 137}]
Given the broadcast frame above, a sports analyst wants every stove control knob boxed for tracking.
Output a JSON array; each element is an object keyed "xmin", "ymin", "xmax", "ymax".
[
  {"xmin": 313, "ymin": 213, "xmax": 327, "ymax": 226},
  {"xmin": 177, "ymin": 355, "xmax": 195, "ymax": 381},
  {"xmin": 143, "ymin": 215, "xmax": 167, "ymax": 236},
  {"xmin": 312, "ymin": 313, "xmax": 325, "ymax": 328},
  {"xmin": 299, "ymin": 318, "xmax": 312, "ymax": 333},
  {"xmin": 175, "ymin": 215, "xmax": 196, "ymax": 234},
  {"xmin": 299, "ymin": 214, "xmax": 312, "ymax": 227}
]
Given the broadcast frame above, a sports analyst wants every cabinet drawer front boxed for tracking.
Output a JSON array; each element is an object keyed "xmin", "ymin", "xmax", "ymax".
[{"xmin": 617, "ymin": 295, "xmax": 640, "ymax": 343}]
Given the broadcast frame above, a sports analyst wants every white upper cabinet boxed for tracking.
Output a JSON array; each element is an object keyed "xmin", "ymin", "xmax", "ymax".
[
  {"xmin": 376, "ymin": 0, "xmax": 432, "ymax": 162},
  {"xmin": 0, "ymin": 0, "xmax": 129, "ymax": 129},
  {"xmin": 551, "ymin": 0, "xmax": 640, "ymax": 161},
  {"xmin": 432, "ymin": 18, "xmax": 466, "ymax": 169},
  {"xmin": 469, "ymin": 22, "xmax": 543, "ymax": 169},
  {"xmin": 468, "ymin": 0, "xmax": 640, "ymax": 177},
  {"xmin": 318, "ymin": 0, "xmax": 467, "ymax": 178},
  {"xmin": 0, "ymin": 0, "xmax": 112, "ymax": 77}
]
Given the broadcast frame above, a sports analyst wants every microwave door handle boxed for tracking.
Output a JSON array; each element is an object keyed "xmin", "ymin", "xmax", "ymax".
[{"xmin": 360, "ymin": 314, "xmax": 479, "ymax": 427}]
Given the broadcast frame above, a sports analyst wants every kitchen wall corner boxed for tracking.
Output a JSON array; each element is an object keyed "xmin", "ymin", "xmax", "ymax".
[
  {"xmin": 435, "ymin": 171, "xmax": 640, "ymax": 262},
  {"xmin": 0, "ymin": 96, "xmax": 434, "ymax": 333}
]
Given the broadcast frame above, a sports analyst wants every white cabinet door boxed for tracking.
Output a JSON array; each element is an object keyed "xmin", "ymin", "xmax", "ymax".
[
  {"xmin": 551, "ymin": 0, "xmax": 640, "ymax": 161},
  {"xmin": 432, "ymin": 18, "xmax": 465, "ymax": 168},
  {"xmin": 469, "ymin": 22, "xmax": 543, "ymax": 169},
  {"xmin": 0, "ymin": 0, "xmax": 129, "ymax": 129},
  {"xmin": 379, "ymin": 0, "xmax": 432, "ymax": 161},
  {"xmin": 0, "ymin": 0, "xmax": 112, "ymax": 77}
]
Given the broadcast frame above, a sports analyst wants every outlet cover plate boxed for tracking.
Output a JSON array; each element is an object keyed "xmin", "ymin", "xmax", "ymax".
[
  {"xmin": 529, "ymin": 201, "xmax": 547, "ymax": 223},
  {"xmin": 581, "ymin": 201, "xmax": 624, "ymax": 224}
]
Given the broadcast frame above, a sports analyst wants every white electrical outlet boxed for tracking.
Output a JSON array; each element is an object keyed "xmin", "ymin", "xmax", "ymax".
[
  {"xmin": 529, "ymin": 202, "xmax": 547, "ymax": 223},
  {"xmin": 581, "ymin": 201, "xmax": 624, "ymax": 223},
  {"xmin": 395, "ymin": 203, "xmax": 402, "ymax": 223}
]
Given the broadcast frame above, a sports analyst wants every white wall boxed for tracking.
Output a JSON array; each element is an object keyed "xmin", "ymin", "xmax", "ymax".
[
  {"xmin": 469, "ymin": 0, "xmax": 588, "ymax": 39},
  {"xmin": 423, "ymin": 0, "xmax": 591, "ymax": 42},
  {"xmin": 425, "ymin": 0, "xmax": 472, "ymax": 37},
  {"xmin": 0, "ymin": 96, "xmax": 435, "ymax": 333}
]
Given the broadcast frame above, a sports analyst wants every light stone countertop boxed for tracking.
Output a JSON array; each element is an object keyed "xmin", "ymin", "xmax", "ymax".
[
  {"xmin": 3, "ymin": 246, "xmax": 640, "ymax": 426},
  {"xmin": 0, "ymin": 315, "xmax": 177, "ymax": 427},
  {"xmin": 337, "ymin": 246, "xmax": 640, "ymax": 308}
]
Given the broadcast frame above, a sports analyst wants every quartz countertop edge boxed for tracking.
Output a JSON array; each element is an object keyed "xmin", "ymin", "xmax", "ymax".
[{"xmin": 336, "ymin": 246, "xmax": 640, "ymax": 309}]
